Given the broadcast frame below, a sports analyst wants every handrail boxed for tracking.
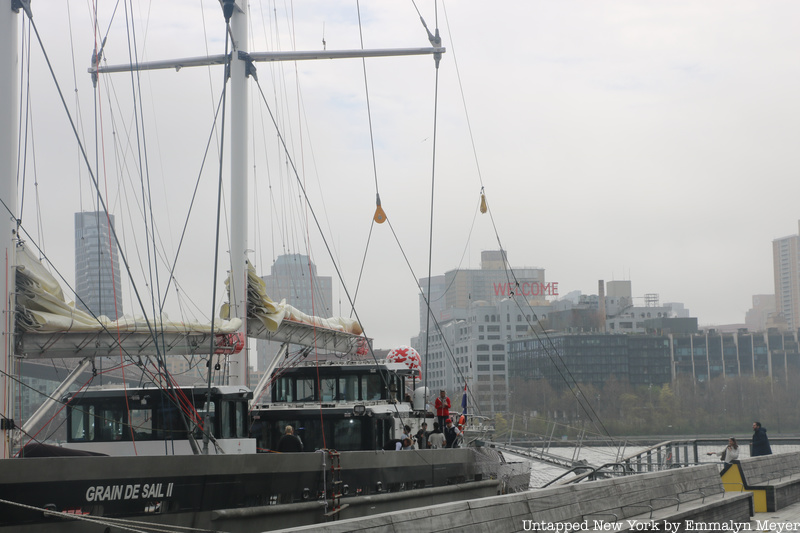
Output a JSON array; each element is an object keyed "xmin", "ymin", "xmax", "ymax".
[{"xmin": 583, "ymin": 512, "xmax": 618, "ymax": 522}]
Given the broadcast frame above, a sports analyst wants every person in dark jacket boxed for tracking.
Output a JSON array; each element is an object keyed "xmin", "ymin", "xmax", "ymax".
[
  {"xmin": 444, "ymin": 418, "xmax": 461, "ymax": 449},
  {"xmin": 277, "ymin": 425, "xmax": 303, "ymax": 452},
  {"xmin": 751, "ymin": 421, "xmax": 773, "ymax": 456}
]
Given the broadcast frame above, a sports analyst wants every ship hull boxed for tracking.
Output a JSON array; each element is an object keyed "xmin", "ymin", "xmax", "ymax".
[{"xmin": 0, "ymin": 448, "xmax": 507, "ymax": 531}]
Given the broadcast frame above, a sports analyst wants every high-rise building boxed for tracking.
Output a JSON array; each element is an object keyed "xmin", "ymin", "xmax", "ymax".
[
  {"xmin": 773, "ymin": 221, "xmax": 800, "ymax": 330},
  {"xmin": 74, "ymin": 211, "xmax": 123, "ymax": 320},
  {"xmin": 413, "ymin": 251, "xmax": 552, "ymax": 416},
  {"xmin": 418, "ymin": 250, "xmax": 548, "ymax": 332},
  {"xmin": 255, "ymin": 254, "xmax": 333, "ymax": 371}
]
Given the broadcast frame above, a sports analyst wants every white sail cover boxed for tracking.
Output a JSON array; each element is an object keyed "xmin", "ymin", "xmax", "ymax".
[
  {"xmin": 15, "ymin": 243, "xmax": 242, "ymax": 334},
  {"xmin": 221, "ymin": 261, "xmax": 362, "ymax": 335}
]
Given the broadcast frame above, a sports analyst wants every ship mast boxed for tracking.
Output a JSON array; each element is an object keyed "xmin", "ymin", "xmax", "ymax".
[
  {"xmin": 0, "ymin": 0, "xmax": 20, "ymax": 460},
  {"xmin": 228, "ymin": 0, "xmax": 249, "ymax": 387}
]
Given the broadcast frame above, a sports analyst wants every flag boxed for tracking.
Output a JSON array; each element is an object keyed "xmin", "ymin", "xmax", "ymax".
[{"xmin": 461, "ymin": 381, "xmax": 468, "ymax": 426}]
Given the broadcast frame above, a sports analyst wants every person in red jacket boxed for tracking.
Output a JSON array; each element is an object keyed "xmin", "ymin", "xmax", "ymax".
[{"xmin": 435, "ymin": 389, "xmax": 451, "ymax": 430}]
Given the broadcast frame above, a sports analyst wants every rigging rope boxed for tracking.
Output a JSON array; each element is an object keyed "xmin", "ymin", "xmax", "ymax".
[
  {"xmin": 423, "ymin": 19, "xmax": 442, "ymax": 398},
  {"xmin": 250, "ymin": 73, "xmax": 421, "ymax": 430},
  {"xmin": 202, "ymin": 0, "xmax": 236, "ymax": 454},
  {"xmin": 18, "ymin": 9, "xmax": 182, "ymax": 398}
]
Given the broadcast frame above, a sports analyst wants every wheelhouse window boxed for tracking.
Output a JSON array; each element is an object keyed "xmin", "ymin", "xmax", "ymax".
[
  {"xmin": 361, "ymin": 374, "xmax": 382, "ymax": 400},
  {"xmin": 320, "ymin": 378, "xmax": 336, "ymax": 402},
  {"xmin": 296, "ymin": 378, "xmax": 315, "ymax": 401},
  {"xmin": 338, "ymin": 375, "xmax": 359, "ymax": 401},
  {"xmin": 65, "ymin": 388, "xmax": 249, "ymax": 443}
]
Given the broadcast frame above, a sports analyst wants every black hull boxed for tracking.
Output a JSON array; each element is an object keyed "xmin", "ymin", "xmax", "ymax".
[{"xmin": 0, "ymin": 448, "xmax": 508, "ymax": 532}]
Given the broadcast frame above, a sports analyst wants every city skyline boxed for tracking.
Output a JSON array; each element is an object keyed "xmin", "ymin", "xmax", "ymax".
[{"xmin": 15, "ymin": 1, "xmax": 800, "ymax": 350}]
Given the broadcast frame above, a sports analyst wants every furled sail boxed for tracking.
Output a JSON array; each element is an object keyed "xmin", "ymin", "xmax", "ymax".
[
  {"xmin": 15, "ymin": 243, "xmax": 241, "ymax": 334},
  {"xmin": 221, "ymin": 261, "xmax": 362, "ymax": 335}
]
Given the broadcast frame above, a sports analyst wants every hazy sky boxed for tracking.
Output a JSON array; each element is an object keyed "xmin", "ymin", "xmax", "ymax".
[{"xmin": 16, "ymin": 1, "xmax": 800, "ymax": 352}]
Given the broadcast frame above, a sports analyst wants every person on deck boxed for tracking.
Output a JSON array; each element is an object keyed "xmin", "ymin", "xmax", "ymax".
[
  {"xmin": 402, "ymin": 425, "xmax": 414, "ymax": 449},
  {"xmin": 416, "ymin": 422, "xmax": 430, "ymax": 449},
  {"xmin": 277, "ymin": 425, "xmax": 303, "ymax": 452},
  {"xmin": 707, "ymin": 437, "xmax": 739, "ymax": 476},
  {"xmin": 429, "ymin": 422, "xmax": 446, "ymax": 449},
  {"xmin": 435, "ymin": 390, "xmax": 451, "ymax": 430},
  {"xmin": 751, "ymin": 422, "xmax": 773, "ymax": 456},
  {"xmin": 444, "ymin": 418, "xmax": 462, "ymax": 449}
]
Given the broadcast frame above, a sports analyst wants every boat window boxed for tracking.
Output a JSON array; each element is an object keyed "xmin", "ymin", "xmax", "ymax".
[
  {"xmin": 101, "ymin": 406, "xmax": 125, "ymax": 441},
  {"xmin": 338, "ymin": 376, "xmax": 359, "ymax": 401},
  {"xmin": 334, "ymin": 419, "xmax": 362, "ymax": 450},
  {"xmin": 157, "ymin": 404, "xmax": 184, "ymax": 441},
  {"xmin": 361, "ymin": 375, "xmax": 382, "ymax": 400},
  {"xmin": 70, "ymin": 404, "xmax": 94, "ymax": 441},
  {"xmin": 220, "ymin": 400, "xmax": 232, "ymax": 438},
  {"xmin": 270, "ymin": 420, "xmax": 312, "ymax": 451},
  {"xmin": 388, "ymin": 374, "xmax": 401, "ymax": 402},
  {"xmin": 297, "ymin": 377, "xmax": 316, "ymax": 401},
  {"xmin": 275, "ymin": 376, "xmax": 293, "ymax": 402},
  {"xmin": 130, "ymin": 408, "xmax": 153, "ymax": 440},
  {"xmin": 320, "ymin": 378, "xmax": 336, "ymax": 402},
  {"xmin": 235, "ymin": 400, "xmax": 246, "ymax": 438},
  {"xmin": 218, "ymin": 400, "xmax": 247, "ymax": 439},
  {"xmin": 194, "ymin": 400, "xmax": 216, "ymax": 440}
]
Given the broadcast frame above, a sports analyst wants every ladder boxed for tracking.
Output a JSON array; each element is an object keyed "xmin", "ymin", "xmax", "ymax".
[{"xmin": 324, "ymin": 449, "xmax": 348, "ymax": 519}]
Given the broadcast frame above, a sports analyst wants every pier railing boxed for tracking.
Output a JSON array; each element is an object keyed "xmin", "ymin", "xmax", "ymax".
[
  {"xmin": 489, "ymin": 436, "xmax": 800, "ymax": 486},
  {"xmin": 621, "ymin": 437, "xmax": 800, "ymax": 473}
]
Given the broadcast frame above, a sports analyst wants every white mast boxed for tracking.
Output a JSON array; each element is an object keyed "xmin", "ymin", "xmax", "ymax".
[
  {"xmin": 228, "ymin": 0, "xmax": 249, "ymax": 387},
  {"xmin": 0, "ymin": 0, "xmax": 20, "ymax": 459}
]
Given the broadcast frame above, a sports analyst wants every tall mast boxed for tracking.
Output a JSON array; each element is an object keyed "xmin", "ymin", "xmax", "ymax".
[
  {"xmin": 228, "ymin": 0, "xmax": 249, "ymax": 387},
  {"xmin": 0, "ymin": 0, "xmax": 20, "ymax": 459}
]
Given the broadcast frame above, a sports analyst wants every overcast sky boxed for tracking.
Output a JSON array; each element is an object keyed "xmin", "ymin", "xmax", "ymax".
[{"xmin": 17, "ymin": 1, "xmax": 800, "ymax": 352}]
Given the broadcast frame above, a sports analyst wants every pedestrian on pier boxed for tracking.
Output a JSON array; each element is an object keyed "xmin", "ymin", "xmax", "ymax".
[
  {"xmin": 751, "ymin": 422, "xmax": 773, "ymax": 456},
  {"xmin": 707, "ymin": 437, "xmax": 739, "ymax": 476}
]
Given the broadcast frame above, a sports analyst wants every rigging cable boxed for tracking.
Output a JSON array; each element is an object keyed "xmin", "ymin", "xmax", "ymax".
[
  {"xmin": 93, "ymin": 0, "xmax": 134, "ymax": 446},
  {"xmin": 202, "ymin": 0, "xmax": 235, "ymax": 455},
  {"xmin": 422, "ymin": 1, "xmax": 442, "ymax": 398},
  {"xmin": 349, "ymin": 0, "xmax": 383, "ymax": 314},
  {"xmin": 12, "ymin": 4, "xmax": 219, "ymax": 447},
  {"xmin": 122, "ymin": 0, "xmax": 169, "ymax": 385},
  {"xmin": 251, "ymin": 75, "xmax": 419, "ymax": 429}
]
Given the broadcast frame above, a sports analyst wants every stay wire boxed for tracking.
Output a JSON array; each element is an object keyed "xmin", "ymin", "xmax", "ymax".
[
  {"xmin": 441, "ymin": 1, "xmax": 484, "ymax": 188},
  {"xmin": 385, "ymin": 216, "xmax": 484, "ymax": 415},
  {"xmin": 203, "ymin": 10, "xmax": 234, "ymax": 452},
  {"xmin": 419, "ymin": 1, "xmax": 615, "ymax": 442},
  {"xmin": 251, "ymin": 76, "xmax": 415, "ymax": 428},
  {"xmin": 355, "ymin": 0, "xmax": 380, "ymax": 194},
  {"xmin": 423, "ymin": 48, "xmax": 441, "ymax": 396},
  {"xmin": 349, "ymin": 219, "xmax": 375, "ymax": 316},
  {"xmin": 480, "ymin": 194, "xmax": 617, "ymax": 446},
  {"xmin": 157, "ymin": 91, "xmax": 226, "ymax": 313},
  {"xmin": 0, "ymin": 220, "xmax": 210, "ymax": 447},
  {"xmin": 122, "ymin": 0, "xmax": 168, "ymax": 376},
  {"xmin": 17, "ymin": 17, "xmax": 32, "ymax": 227},
  {"xmin": 19, "ymin": 7, "xmax": 191, "ymax": 407}
]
